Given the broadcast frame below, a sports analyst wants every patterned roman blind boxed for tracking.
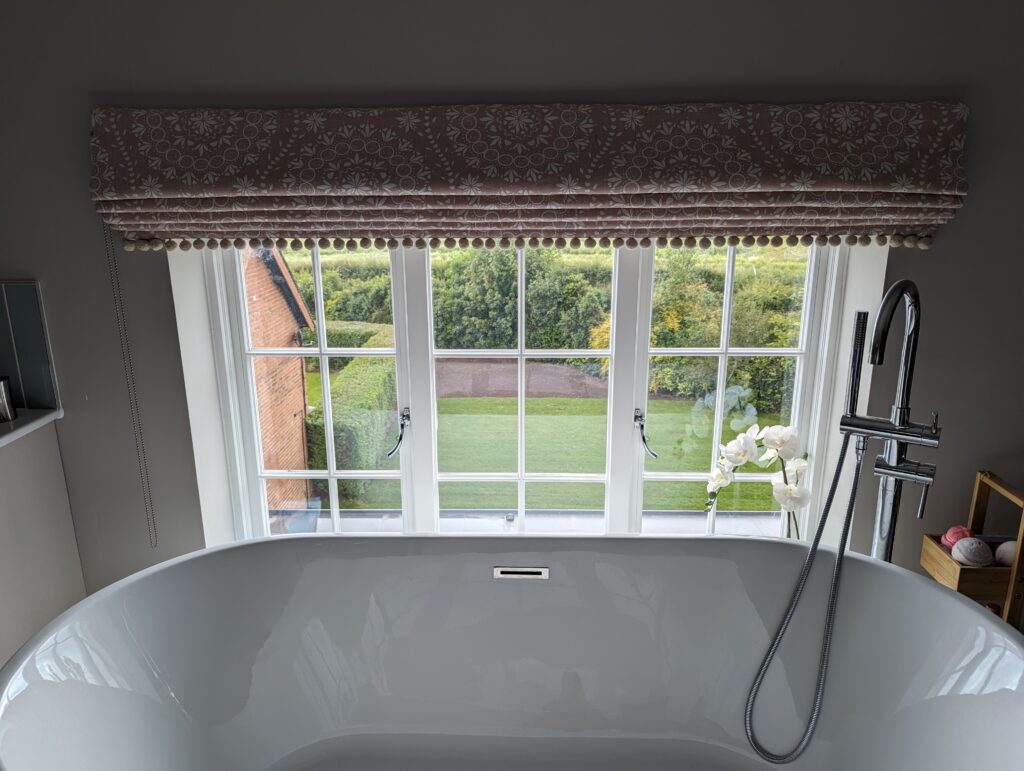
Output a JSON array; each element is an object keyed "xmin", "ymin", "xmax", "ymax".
[{"xmin": 90, "ymin": 101, "xmax": 967, "ymax": 251}]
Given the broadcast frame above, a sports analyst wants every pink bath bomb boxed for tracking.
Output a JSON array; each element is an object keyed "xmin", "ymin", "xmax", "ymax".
[
  {"xmin": 995, "ymin": 540, "xmax": 1017, "ymax": 567},
  {"xmin": 941, "ymin": 525, "xmax": 973, "ymax": 550},
  {"xmin": 951, "ymin": 537, "xmax": 994, "ymax": 567}
]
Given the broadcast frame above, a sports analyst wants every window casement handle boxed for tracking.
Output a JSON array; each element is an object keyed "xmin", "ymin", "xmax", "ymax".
[
  {"xmin": 386, "ymin": 407, "xmax": 411, "ymax": 458},
  {"xmin": 634, "ymin": 409, "xmax": 658, "ymax": 459}
]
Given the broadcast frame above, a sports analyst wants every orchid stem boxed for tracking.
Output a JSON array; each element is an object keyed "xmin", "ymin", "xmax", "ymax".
[{"xmin": 778, "ymin": 461, "xmax": 801, "ymax": 540}]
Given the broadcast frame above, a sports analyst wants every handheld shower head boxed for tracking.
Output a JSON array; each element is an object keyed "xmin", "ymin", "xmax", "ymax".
[{"xmin": 846, "ymin": 311, "xmax": 869, "ymax": 417}]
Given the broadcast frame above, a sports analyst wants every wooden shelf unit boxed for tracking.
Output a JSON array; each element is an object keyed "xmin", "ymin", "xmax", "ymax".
[{"xmin": 920, "ymin": 471, "xmax": 1024, "ymax": 625}]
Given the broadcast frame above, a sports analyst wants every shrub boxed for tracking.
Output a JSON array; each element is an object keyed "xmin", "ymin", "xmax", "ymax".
[
  {"xmin": 525, "ymin": 267, "xmax": 607, "ymax": 349},
  {"xmin": 432, "ymin": 249, "xmax": 519, "ymax": 348},
  {"xmin": 305, "ymin": 329, "xmax": 398, "ymax": 501},
  {"xmin": 289, "ymin": 252, "xmax": 394, "ymax": 326},
  {"xmin": 300, "ymin": 321, "xmax": 392, "ymax": 350}
]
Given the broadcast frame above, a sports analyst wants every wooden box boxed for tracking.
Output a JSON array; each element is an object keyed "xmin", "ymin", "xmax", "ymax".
[
  {"xmin": 920, "ymin": 534, "xmax": 1010, "ymax": 604},
  {"xmin": 920, "ymin": 470, "xmax": 1024, "ymax": 625}
]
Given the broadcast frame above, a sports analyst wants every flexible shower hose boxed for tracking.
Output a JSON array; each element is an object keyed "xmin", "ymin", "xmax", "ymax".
[{"xmin": 744, "ymin": 433, "xmax": 867, "ymax": 764}]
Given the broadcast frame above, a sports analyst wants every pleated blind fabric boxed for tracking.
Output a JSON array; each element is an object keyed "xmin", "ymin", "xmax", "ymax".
[{"xmin": 90, "ymin": 101, "xmax": 967, "ymax": 251}]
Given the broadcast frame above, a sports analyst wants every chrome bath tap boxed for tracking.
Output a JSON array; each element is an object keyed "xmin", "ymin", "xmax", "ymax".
[{"xmin": 839, "ymin": 280, "xmax": 941, "ymax": 562}]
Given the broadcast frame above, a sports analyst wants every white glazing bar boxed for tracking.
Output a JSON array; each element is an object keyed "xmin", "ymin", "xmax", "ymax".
[
  {"xmin": 434, "ymin": 348, "xmax": 609, "ymax": 359},
  {"xmin": 246, "ymin": 348, "xmax": 395, "ymax": 357},
  {"xmin": 437, "ymin": 472, "xmax": 607, "ymax": 483},
  {"xmin": 260, "ymin": 469, "xmax": 403, "ymax": 481},
  {"xmin": 437, "ymin": 472, "xmax": 519, "ymax": 482},
  {"xmin": 314, "ymin": 348, "xmax": 396, "ymax": 357},
  {"xmin": 523, "ymin": 348, "xmax": 609, "ymax": 358},
  {"xmin": 643, "ymin": 470, "xmax": 775, "ymax": 481},
  {"xmin": 516, "ymin": 247, "xmax": 527, "ymax": 532},
  {"xmin": 311, "ymin": 245, "xmax": 341, "ymax": 533},
  {"xmin": 260, "ymin": 469, "xmax": 331, "ymax": 480},
  {"xmin": 431, "ymin": 349, "xmax": 517, "ymax": 358},
  {"xmin": 707, "ymin": 246, "xmax": 737, "ymax": 534},
  {"xmin": 245, "ymin": 346, "xmax": 323, "ymax": 356},
  {"xmin": 647, "ymin": 347, "xmax": 802, "ymax": 357},
  {"xmin": 524, "ymin": 472, "xmax": 607, "ymax": 483},
  {"xmin": 396, "ymin": 246, "xmax": 440, "ymax": 532}
]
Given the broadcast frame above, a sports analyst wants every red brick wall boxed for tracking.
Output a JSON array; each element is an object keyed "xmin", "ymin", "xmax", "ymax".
[{"xmin": 243, "ymin": 249, "xmax": 312, "ymax": 510}]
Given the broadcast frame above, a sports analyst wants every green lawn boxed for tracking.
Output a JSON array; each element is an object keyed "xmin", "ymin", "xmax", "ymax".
[{"xmin": 305, "ymin": 369, "xmax": 779, "ymax": 512}]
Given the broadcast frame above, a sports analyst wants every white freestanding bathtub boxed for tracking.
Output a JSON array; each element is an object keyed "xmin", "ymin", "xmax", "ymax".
[{"xmin": 1, "ymin": 537, "xmax": 1022, "ymax": 770}]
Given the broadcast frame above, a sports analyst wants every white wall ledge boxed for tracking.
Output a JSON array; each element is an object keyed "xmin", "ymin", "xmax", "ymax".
[{"xmin": 0, "ymin": 408, "xmax": 63, "ymax": 451}]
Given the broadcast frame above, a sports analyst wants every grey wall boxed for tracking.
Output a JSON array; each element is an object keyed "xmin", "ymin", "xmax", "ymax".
[
  {"xmin": 0, "ymin": 0, "xmax": 1020, "ymax": 591},
  {"xmin": 0, "ymin": 424, "xmax": 86, "ymax": 664}
]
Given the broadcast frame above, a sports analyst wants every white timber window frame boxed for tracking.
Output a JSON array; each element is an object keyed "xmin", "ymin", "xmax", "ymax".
[{"xmin": 171, "ymin": 240, "xmax": 888, "ymax": 542}]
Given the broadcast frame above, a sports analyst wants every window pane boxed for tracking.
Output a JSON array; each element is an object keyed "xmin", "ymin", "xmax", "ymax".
[
  {"xmin": 524, "ymin": 483, "xmax": 604, "ymax": 534},
  {"xmin": 645, "ymin": 356, "xmax": 718, "ymax": 472},
  {"xmin": 730, "ymin": 245, "xmax": 809, "ymax": 348},
  {"xmin": 266, "ymin": 478, "xmax": 330, "ymax": 534},
  {"xmin": 337, "ymin": 479, "xmax": 402, "ymax": 533},
  {"xmin": 319, "ymin": 246, "xmax": 394, "ymax": 335},
  {"xmin": 713, "ymin": 479, "xmax": 781, "ymax": 537},
  {"xmin": 641, "ymin": 481, "xmax": 709, "ymax": 535},
  {"xmin": 650, "ymin": 245, "xmax": 727, "ymax": 348},
  {"xmin": 435, "ymin": 358, "xmax": 517, "ymax": 472},
  {"xmin": 254, "ymin": 356, "xmax": 323, "ymax": 471},
  {"xmin": 718, "ymin": 356, "xmax": 797, "ymax": 473},
  {"xmin": 243, "ymin": 246, "xmax": 316, "ymax": 349},
  {"xmin": 525, "ymin": 358, "xmax": 608, "ymax": 474},
  {"xmin": 329, "ymin": 356, "xmax": 399, "ymax": 471},
  {"xmin": 525, "ymin": 247, "xmax": 613, "ymax": 349},
  {"xmin": 439, "ymin": 482, "xmax": 518, "ymax": 533},
  {"xmin": 431, "ymin": 246, "xmax": 518, "ymax": 349}
]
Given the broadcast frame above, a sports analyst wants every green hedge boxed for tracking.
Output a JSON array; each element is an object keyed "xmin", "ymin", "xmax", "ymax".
[
  {"xmin": 305, "ymin": 329, "xmax": 398, "ymax": 501},
  {"xmin": 291, "ymin": 255, "xmax": 394, "ymax": 326},
  {"xmin": 300, "ymin": 321, "xmax": 390, "ymax": 349},
  {"xmin": 300, "ymin": 322, "xmax": 394, "ymax": 372}
]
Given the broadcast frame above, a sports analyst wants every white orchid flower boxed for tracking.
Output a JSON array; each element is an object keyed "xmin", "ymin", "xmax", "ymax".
[
  {"xmin": 785, "ymin": 457, "xmax": 808, "ymax": 481},
  {"xmin": 773, "ymin": 482, "xmax": 811, "ymax": 510},
  {"xmin": 771, "ymin": 458, "xmax": 809, "ymax": 486},
  {"xmin": 721, "ymin": 428, "xmax": 758, "ymax": 467},
  {"xmin": 707, "ymin": 464, "xmax": 735, "ymax": 494},
  {"xmin": 760, "ymin": 425, "xmax": 802, "ymax": 461}
]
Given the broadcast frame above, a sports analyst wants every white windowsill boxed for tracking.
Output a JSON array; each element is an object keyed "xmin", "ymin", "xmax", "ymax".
[{"xmin": 0, "ymin": 408, "xmax": 63, "ymax": 450}]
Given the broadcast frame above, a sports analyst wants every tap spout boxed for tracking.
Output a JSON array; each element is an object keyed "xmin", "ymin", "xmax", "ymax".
[{"xmin": 870, "ymin": 279, "xmax": 920, "ymax": 426}]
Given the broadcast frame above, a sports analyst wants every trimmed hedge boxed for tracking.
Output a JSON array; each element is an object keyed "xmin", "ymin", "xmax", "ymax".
[
  {"xmin": 300, "ymin": 323, "xmax": 377, "ymax": 349},
  {"xmin": 300, "ymin": 322, "xmax": 395, "ymax": 372},
  {"xmin": 305, "ymin": 329, "xmax": 398, "ymax": 501}
]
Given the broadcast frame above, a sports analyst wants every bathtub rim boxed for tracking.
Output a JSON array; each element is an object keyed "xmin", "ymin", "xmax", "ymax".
[{"xmin": 3, "ymin": 532, "xmax": 1023, "ymax": 695}]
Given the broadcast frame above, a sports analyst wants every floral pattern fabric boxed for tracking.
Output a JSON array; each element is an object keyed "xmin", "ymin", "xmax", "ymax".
[{"xmin": 90, "ymin": 101, "xmax": 967, "ymax": 246}]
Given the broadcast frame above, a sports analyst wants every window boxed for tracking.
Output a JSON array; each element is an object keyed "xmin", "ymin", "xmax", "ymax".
[
  {"xmin": 640, "ymin": 245, "xmax": 814, "ymax": 536},
  {"xmin": 239, "ymin": 245, "xmax": 402, "ymax": 534},
  {"xmin": 431, "ymin": 245, "xmax": 613, "ymax": 533},
  {"xmin": 218, "ymin": 239, "xmax": 834, "ymax": 538}
]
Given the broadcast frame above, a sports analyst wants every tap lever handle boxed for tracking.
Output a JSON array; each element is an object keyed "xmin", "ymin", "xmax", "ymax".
[{"xmin": 916, "ymin": 481, "xmax": 931, "ymax": 520}]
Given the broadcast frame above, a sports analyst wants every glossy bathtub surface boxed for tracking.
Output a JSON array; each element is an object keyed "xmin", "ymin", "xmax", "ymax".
[{"xmin": 2, "ymin": 537, "xmax": 1023, "ymax": 770}]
